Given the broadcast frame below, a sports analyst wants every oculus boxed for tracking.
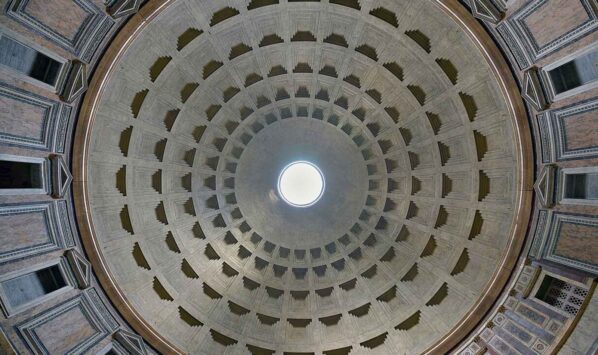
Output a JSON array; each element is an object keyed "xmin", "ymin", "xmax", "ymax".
[{"xmin": 277, "ymin": 161, "xmax": 325, "ymax": 207}]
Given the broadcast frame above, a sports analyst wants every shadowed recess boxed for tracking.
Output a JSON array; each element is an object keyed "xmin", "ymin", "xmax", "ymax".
[{"xmin": 210, "ymin": 7, "xmax": 240, "ymax": 26}]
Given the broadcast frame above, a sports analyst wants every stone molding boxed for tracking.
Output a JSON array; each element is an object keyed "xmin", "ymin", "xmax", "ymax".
[
  {"xmin": 51, "ymin": 155, "xmax": 73, "ymax": 199},
  {"xmin": 522, "ymin": 68, "xmax": 549, "ymax": 111},
  {"xmin": 16, "ymin": 288, "xmax": 119, "ymax": 354},
  {"xmin": 107, "ymin": 0, "xmax": 143, "ymax": 19},
  {"xmin": 495, "ymin": 0, "xmax": 598, "ymax": 69},
  {"xmin": 0, "ymin": 201, "xmax": 74, "ymax": 263},
  {"xmin": 537, "ymin": 98, "xmax": 598, "ymax": 163},
  {"xmin": 114, "ymin": 329, "xmax": 148, "ymax": 355},
  {"xmin": 59, "ymin": 61, "xmax": 88, "ymax": 104},
  {"xmin": 468, "ymin": 0, "xmax": 504, "ymax": 24},
  {"xmin": 66, "ymin": 249, "xmax": 92, "ymax": 289},
  {"xmin": 0, "ymin": 82, "xmax": 71, "ymax": 152},
  {"xmin": 5, "ymin": 0, "xmax": 114, "ymax": 63},
  {"xmin": 534, "ymin": 164, "xmax": 556, "ymax": 208}
]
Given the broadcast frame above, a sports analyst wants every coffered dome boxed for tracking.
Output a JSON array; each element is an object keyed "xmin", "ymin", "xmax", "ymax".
[{"xmin": 76, "ymin": 0, "xmax": 531, "ymax": 353}]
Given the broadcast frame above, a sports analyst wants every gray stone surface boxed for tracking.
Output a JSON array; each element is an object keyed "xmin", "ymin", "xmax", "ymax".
[
  {"xmin": 83, "ymin": 0, "xmax": 523, "ymax": 353},
  {"xmin": 236, "ymin": 118, "xmax": 368, "ymax": 249}
]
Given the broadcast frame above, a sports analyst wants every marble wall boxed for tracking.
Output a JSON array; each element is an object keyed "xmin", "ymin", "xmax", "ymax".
[{"xmin": 0, "ymin": 0, "xmax": 150, "ymax": 354}]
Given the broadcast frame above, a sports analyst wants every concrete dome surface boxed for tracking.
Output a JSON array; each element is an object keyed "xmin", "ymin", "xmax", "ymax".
[
  {"xmin": 0, "ymin": 0, "xmax": 596, "ymax": 354},
  {"xmin": 78, "ymin": 0, "xmax": 531, "ymax": 353}
]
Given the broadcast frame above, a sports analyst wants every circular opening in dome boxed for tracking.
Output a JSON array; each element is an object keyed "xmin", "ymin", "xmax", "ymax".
[{"xmin": 277, "ymin": 161, "xmax": 325, "ymax": 207}]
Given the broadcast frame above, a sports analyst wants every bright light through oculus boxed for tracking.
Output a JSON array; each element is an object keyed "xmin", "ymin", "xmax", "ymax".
[{"xmin": 277, "ymin": 161, "xmax": 325, "ymax": 207}]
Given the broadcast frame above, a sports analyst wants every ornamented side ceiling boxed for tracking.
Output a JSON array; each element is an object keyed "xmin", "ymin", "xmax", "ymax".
[{"xmin": 5, "ymin": 0, "xmax": 598, "ymax": 355}]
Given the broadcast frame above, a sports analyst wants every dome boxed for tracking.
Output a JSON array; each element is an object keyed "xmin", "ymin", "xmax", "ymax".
[
  {"xmin": 1, "ymin": 0, "xmax": 597, "ymax": 354},
  {"xmin": 78, "ymin": 0, "xmax": 530, "ymax": 353}
]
